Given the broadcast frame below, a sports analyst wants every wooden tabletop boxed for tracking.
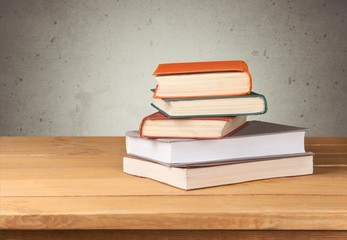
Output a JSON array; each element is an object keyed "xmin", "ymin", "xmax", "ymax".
[{"xmin": 0, "ymin": 137, "xmax": 347, "ymax": 231}]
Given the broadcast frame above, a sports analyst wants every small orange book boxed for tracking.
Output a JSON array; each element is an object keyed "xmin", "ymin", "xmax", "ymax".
[
  {"xmin": 139, "ymin": 112, "xmax": 247, "ymax": 139},
  {"xmin": 152, "ymin": 60, "xmax": 252, "ymax": 99}
]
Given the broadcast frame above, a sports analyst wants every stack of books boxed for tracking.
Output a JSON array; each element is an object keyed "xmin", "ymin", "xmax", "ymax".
[{"xmin": 123, "ymin": 60, "xmax": 313, "ymax": 190}]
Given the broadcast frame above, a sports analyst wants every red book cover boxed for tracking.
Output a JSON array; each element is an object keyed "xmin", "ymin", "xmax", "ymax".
[
  {"xmin": 152, "ymin": 60, "xmax": 252, "ymax": 99},
  {"xmin": 139, "ymin": 112, "xmax": 247, "ymax": 139},
  {"xmin": 153, "ymin": 60, "xmax": 249, "ymax": 76}
]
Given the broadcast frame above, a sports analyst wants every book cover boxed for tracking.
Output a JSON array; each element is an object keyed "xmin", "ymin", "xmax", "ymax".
[
  {"xmin": 152, "ymin": 60, "xmax": 252, "ymax": 99},
  {"xmin": 123, "ymin": 154, "xmax": 314, "ymax": 190},
  {"xmin": 153, "ymin": 60, "xmax": 249, "ymax": 76},
  {"xmin": 139, "ymin": 112, "xmax": 247, "ymax": 139},
  {"xmin": 151, "ymin": 92, "xmax": 268, "ymax": 118},
  {"xmin": 126, "ymin": 121, "xmax": 307, "ymax": 164}
]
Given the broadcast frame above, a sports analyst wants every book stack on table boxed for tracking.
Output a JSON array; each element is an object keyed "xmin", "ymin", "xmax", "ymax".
[{"xmin": 123, "ymin": 60, "xmax": 313, "ymax": 190}]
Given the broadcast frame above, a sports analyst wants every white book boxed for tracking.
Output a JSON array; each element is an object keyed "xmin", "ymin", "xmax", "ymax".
[
  {"xmin": 126, "ymin": 121, "xmax": 306, "ymax": 165},
  {"xmin": 123, "ymin": 154, "xmax": 314, "ymax": 190}
]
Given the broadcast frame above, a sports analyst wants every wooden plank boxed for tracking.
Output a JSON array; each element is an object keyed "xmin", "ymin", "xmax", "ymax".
[
  {"xmin": 2, "ymin": 137, "xmax": 347, "ymax": 155},
  {"xmin": 305, "ymin": 137, "xmax": 347, "ymax": 156},
  {"xmin": 2, "ymin": 154, "xmax": 346, "ymax": 168},
  {"xmin": 314, "ymin": 154, "xmax": 347, "ymax": 165},
  {"xmin": 1, "ymin": 158, "xmax": 347, "ymax": 197},
  {"xmin": 1, "ymin": 195, "xmax": 347, "ymax": 230},
  {"xmin": 1, "ymin": 137, "xmax": 347, "ymax": 232},
  {"xmin": 3, "ymin": 154, "xmax": 345, "ymax": 170},
  {"xmin": 0, "ymin": 155, "xmax": 119, "ymax": 168},
  {"xmin": 0, "ymin": 137, "xmax": 125, "ymax": 157},
  {"xmin": 1, "ymin": 138, "xmax": 347, "ymax": 197},
  {"xmin": 1, "ymin": 230, "xmax": 347, "ymax": 240},
  {"xmin": 305, "ymin": 137, "xmax": 347, "ymax": 144},
  {"xmin": 1, "ymin": 137, "xmax": 346, "ymax": 165},
  {"xmin": 305, "ymin": 146, "xmax": 347, "ymax": 154}
]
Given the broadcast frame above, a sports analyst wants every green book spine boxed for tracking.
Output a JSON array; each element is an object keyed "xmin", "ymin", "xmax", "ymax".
[{"xmin": 150, "ymin": 92, "xmax": 268, "ymax": 118}]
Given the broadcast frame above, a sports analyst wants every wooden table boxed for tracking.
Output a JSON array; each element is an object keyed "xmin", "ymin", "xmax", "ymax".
[{"xmin": 0, "ymin": 137, "xmax": 346, "ymax": 240}]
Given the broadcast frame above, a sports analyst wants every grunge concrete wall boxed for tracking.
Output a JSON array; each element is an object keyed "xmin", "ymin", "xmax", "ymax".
[{"xmin": 1, "ymin": 0, "xmax": 346, "ymax": 136}]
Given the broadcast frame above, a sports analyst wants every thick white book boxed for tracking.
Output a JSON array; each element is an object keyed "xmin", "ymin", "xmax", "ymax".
[
  {"xmin": 126, "ymin": 121, "xmax": 306, "ymax": 165},
  {"xmin": 123, "ymin": 154, "xmax": 314, "ymax": 190}
]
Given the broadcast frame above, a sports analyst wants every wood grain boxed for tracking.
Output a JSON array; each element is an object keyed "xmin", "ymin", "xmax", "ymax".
[
  {"xmin": 1, "ymin": 166, "xmax": 346, "ymax": 197},
  {"xmin": 1, "ymin": 230, "xmax": 347, "ymax": 240},
  {"xmin": 1, "ymin": 195, "xmax": 347, "ymax": 230},
  {"xmin": 1, "ymin": 137, "xmax": 347, "ymax": 232}
]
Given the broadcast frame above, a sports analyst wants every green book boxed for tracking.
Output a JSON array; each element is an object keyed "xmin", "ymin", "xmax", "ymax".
[{"xmin": 151, "ymin": 92, "xmax": 268, "ymax": 118}]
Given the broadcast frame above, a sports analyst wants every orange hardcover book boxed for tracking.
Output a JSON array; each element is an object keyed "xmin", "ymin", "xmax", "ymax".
[
  {"xmin": 153, "ymin": 60, "xmax": 249, "ymax": 76},
  {"xmin": 152, "ymin": 60, "xmax": 252, "ymax": 99},
  {"xmin": 139, "ymin": 112, "xmax": 247, "ymax": 139}
]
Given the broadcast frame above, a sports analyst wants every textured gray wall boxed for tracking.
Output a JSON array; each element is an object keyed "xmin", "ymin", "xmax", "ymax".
[{"xmin": 1, "ymin": 0, "xmax": 346, "ymax": 136}]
